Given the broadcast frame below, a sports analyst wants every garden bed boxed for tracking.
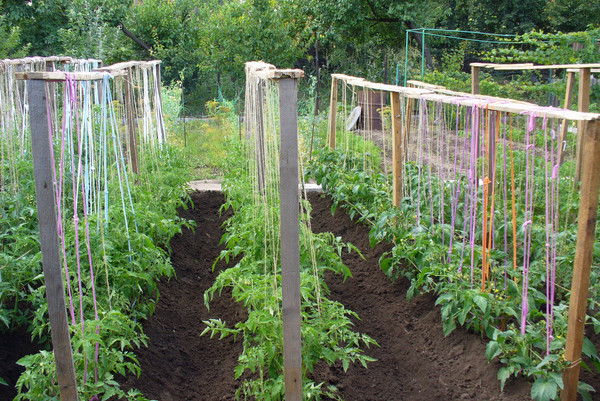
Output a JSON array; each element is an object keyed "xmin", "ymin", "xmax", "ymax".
[{"xmin": 117, "ymin": 190, "xmax": 537, "ymax": 400}]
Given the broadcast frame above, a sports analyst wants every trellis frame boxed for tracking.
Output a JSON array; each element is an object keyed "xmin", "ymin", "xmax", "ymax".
[
  {"xmin": 15, "ymin": 62, "xmax": 161, "ymax": 400},
  {"xmin": 328, "ymin": 73, "xmax": 600, "ymax": 401},
  {"xmin": 245, "ymin": 61, "xmax": 305, "ymax": 401}
]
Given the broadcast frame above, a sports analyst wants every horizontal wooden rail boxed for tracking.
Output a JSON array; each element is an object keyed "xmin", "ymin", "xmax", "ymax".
[{"xmin": 332, "ymin": 74, "xmax": 600, "ymax": 121}]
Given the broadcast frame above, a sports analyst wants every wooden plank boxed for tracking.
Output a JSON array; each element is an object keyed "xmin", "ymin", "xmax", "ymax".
[
  {"xmin": 470, "ymin": 62, "xmax": 534, "ymax": 69},
  {"xmin": 407, "ymin": 80, "xmax": 446, "ymax": 90},
  {"xmin": 558, "ymin": 71, "xmax": 576, "ymax": 164},
  {"xmin": 278, "ymin": 77, "xmax": 302, "ymax": 401},
  {"xmin": 561, "ymin": 118, "xmax": 600, "ymax": 401},
  {"xmin": 493, "ymin": 63, "xmax": 600, "ymax": 70},
  {"xmin": 332, "ymin": 74, "xmax": 600, "ymax": 121},
  {"xmin": 263, "ymin": 69, "xmax": 305, "ymax": 79},
  {"xmin": 391, "ymin": 92, "xmax": 403, "ymax": 206},
  {"xmin": 93, "ymin": 60, "xmax": 162, "ymax": 73},
  {"xmin": 567, "ymin": 68, "xmax": 600, "ymax": 73},
  {"xmin": 28, "ymin": 79, "xmax": 79, "ymax": 401},
  {"xmin": 575, "ymin": 67, "xmax": 591, "ymax": 182},
  {"xmin": 471, "ymin": 65, "xmax": 481, "ymax": 95},
  {"xmin": 16, "ymin": 71, "xmax": 125, "ymax": 81},
  {"xmin": 124, "ymin": 68, "xmax": 139, "ymax": 176},
  {"xmin": 328, "ymin": 77, "xmax": 338, "ymax": 148}
]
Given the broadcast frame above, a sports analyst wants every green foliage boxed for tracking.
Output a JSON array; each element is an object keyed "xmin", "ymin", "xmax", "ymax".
[
  {"xmin": 202, "ymin": 134, "xmax": 377, "ymax": 400},
  {"xmin": 1, "ymin": 138, "xmax": 194, "ymax": 399},
  {"xmin": 306, "ymin": 128, "xmax": 600, "ymax": 401},
  {"xmin": 486, "ymin": 29, "xmax": 600, "ymax": 65},
  {"xmin": 0, "ymin": 15, "xmax": 29, "ymax": 58}
]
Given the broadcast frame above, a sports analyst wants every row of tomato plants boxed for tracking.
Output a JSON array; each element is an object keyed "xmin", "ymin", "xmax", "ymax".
[
  {"xmin": 304, "ymin": 141, "xmax": 600, "ymax": 401},
  {"xmin": 0, "ymin": 145, "xmax": 194, "ymax": 400},
  {"xmin": 201, "ymin": 138, "xmax": 377, "ymax": 400}
]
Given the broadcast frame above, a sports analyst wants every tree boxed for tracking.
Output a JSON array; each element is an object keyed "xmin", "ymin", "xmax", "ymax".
[{"xmin": 0, "ymin": 15, "xmax": 29, "ymax": 58}]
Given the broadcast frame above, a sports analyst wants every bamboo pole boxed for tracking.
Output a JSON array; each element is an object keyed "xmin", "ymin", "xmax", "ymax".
[
  {"xmin": 28, "ymin": 79, "xmax": 79, "ymax": 401},
  {"xmin": 561, "ymin": 119, "xmax": 600, "ymax": 401},
  {"xmin": 278, "ymin": 77, "xmax": 302, "ymax": 401},
  {"xmin": 575, "ymin": 67, "xmax": 591, "ymax": 182},
  {"xmin": 391, "ymin": 92, "xmax": 403, "ymax": 206},
  {"xmin": 558, "ymin": 71, "xmax": 576, "ymax": 164},
  {"xmin": 328, "ymin": 77, "xmax": 338, "ymax": 148}
]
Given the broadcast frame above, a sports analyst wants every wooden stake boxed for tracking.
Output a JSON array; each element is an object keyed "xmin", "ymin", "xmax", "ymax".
[
  {"xmin": 391, "ymin": 92, "xmax": 403, "ymax": 206},
  {"xmin": 28, "ymin": 79, "xmax": 79, "ymax": 401},
  {"xmin": 328, "ymin": 77, "xmax": 338, "ymax": 148},
  {"xmin": 561, "ymin": 119, "xmax": 600, "ymax": 401},
  {"xmin": 124, "ymin": 68, "xmax": 139, "ymax": 176},
  {"xmin": 575, "ymin": 67, "xmax": 591, "ymax": 182},
  {"xmin": 404, "ymin": 98, "xmax": 414, "ymax": 163},
  {"xmin": 256, "ymin": 82, "xmax": 266, "ymax": 192},
  {"xmin": 278, "ymin": 77, "xmax": 302, "ymax": 401},
  {"xmin": 558, "ymin": 71, "xmax": 576, "ymax": 165},
  {"xmin": 471, "ymin": 65, "xmax": 481, "ymax": 95}
]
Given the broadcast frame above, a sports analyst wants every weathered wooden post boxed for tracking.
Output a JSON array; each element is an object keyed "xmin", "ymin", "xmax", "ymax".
[
  {"xmin": 328, "ymin": 76, "xmax": 338, "ymax": 148},
  {"xmin": 28, "ymin": 78, "xmax": 79, "ymax": 401},
  {"xmin": 471, "ymin": 64, "xmax": 481, "ymax": 95},
  {"xmin": 277, "ymin": 71, "xmax": 304, "ymax": 401},
  {"xmin": 561, "ymin": 118, "xmax": 600, "ymax": 401},
  {"xmin": 575, "ymin": 67, "xmax": 591, "ymax": 182},
  {"xmin": 391, "ymin": 91, "xmax": 403, "ymax": 206},
  {"xmin": 124, "ymin": 68, "xmax": 140, "ymax": 176},
  {"xmin": 558, "ymin": 70, "xmax": 576, "ymax": 165}
]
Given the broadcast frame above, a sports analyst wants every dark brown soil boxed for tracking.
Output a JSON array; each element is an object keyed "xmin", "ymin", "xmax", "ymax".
[
  {"xmin": 307, "ymin": 192, "xmax": 533, "ymax": 401},
  {"xmin": 0, "ymin": 327, "xmax": 44, "ymax": 400},
  {"xmin": 119, "ymin": 190, "xmax": 246, "ymax": 400}
]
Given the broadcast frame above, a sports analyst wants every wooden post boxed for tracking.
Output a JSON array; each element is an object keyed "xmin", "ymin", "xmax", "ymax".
[
  {"xmin": 404, "ymin": 98, "xmax": 414, "ymax": 162},
  {"xmin": 256, "ymin": 81, "xmax": 266, "ymax": 192},
  {"xmin": 561, "ymin": 119, "xmax": 600, "ymax": 401},
  {"xmin": 558, "ymin": 71, "xmax": 576, "ymax": 165},
  {"xmin": 152, "ymin": 63, "xmax": 166, "ymax": 145},
  {"xmin": 328, "ymin": 77, "xmax": 338, "ymax": 148},
  {"xmin": 278, "ymin": 77, "xmax": 302, "ymax": 401},
  {"xmin": 391, "ymin": 92, "xmax": 403, "ymax": 206},
  {"xmin": 124, "ymin": 68, "xmax": 139, "ymax": 176},
  {"xmin": 28, "ymin": 79, "xmax": 79, "ymax": 401},
  {"xmin": 471, "ymin": 65, "xmax": 481, "ymax": 95},
  {"xmin": 575, "ymin": 67, "xmax": 591, "ymax": 182}
]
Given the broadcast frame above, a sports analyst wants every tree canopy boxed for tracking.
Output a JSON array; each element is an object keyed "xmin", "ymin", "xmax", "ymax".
[{"xmin": 2, "ymin": 0, "xmax": 599, "ymax": 112}]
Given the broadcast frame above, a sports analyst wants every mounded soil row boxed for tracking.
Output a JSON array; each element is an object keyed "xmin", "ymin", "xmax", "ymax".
[{"xmin": 3, "ymin": 190, "xmax": 599, "ymax": 400}]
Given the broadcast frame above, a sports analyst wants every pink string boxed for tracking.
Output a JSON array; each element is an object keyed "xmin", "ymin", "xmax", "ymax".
[
  {"xmin": 50, "ymin": 83, "xmax": 76, "ymax": 325},
  {"xmin": 520, "ymin": 111, "xmax": 537, "ymax": 335}
]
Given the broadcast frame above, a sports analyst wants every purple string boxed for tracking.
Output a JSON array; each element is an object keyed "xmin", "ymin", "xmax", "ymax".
[
  {"xmin": 469, "ymin": 105, "xmax": 480, "ymax": 285},
  {"xmin": 520, "ymin": 112, "xmax": 537, "ymax": 335},
  {"xmin": 51, "ymin": 83, "xmax": 76, "ymax": 325},
  {"xmin": 502, "ymin": 114, "xmax": 509, "ymax": 290},
  {"xmin": 437, "ymin": 100, "xmax": 446, "ymax": 250}
]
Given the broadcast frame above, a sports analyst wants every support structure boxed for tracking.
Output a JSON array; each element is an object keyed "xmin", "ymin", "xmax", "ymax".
[
  {"xmin": 124, "ymin": 68, "xmax": 139, "ymax": 175},
  {"xmin": 28, "ymin": 79, "xmax": 79, "ymax": 401},
  {"xmin": 471, "ymin": 64, "xmax": 481, "ymax": 95},
  {"xmin": 558, "ymin": 71, "xmax": 576, "ymax": 164},
  {"xmin": 278, "ymin": 75, "xmax": 303, "ymax": 401},
  {"xmin": 561, "ymin": 119, "xmax": 600, "ymax": 401},
  {"xmin": 245, "ymin": 62, "xmax": 305, "ymax": 401},
  {"xmin": 328, "ymin": 77, "xmax": 338, "ymax": 148},
  {"xmin": 575, "ymin": 67, "xmax": 591, "ymax": 182},
  {"xmin": 391, "ymin": 92, "xmax": 403, "ymax": 205}
]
